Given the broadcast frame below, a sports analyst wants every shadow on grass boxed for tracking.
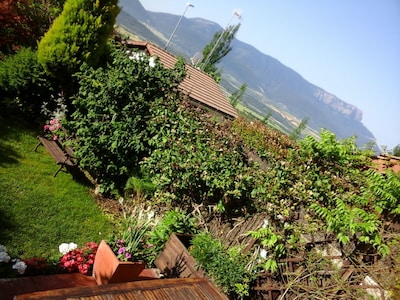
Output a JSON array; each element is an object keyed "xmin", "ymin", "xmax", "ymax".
[
  {"xmin": 68, "ymin": 166, "xmax": 95, "ymax": 188},
  {"xmin": 0, "ymin": 142, "xmax": 21, "ymax": 166},
  {"xmin": 0, "ymin": 209, "xmax": 16, "ymax": 245}
]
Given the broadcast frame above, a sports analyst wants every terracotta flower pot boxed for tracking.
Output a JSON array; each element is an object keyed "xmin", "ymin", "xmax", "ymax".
[{"xmin": 92, "ymin": 240, "xmax": 145, "ymax": 285}]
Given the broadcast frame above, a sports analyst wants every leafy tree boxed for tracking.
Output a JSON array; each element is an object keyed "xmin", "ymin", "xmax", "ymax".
[
  {"xmin": 37, "ymin": 0, "xmax": 119, "ymax": 96},
  {"xmin": 393, "ymin": 144, "xmax": 400, "ymax": 157},
  {"xmin": 199, "ymin": 24, "xmax": 240, "ymax": 81},
  {"xmin": 229, "ymin": 83, "xmax": 247, "ymax": 108},
  {"xmin": 0, "ymin": 0, "xmax": 64, "ymax": 57},
  {"xmin": 289, "ymin": 117, "xmax": 309, "ymax": 140}
]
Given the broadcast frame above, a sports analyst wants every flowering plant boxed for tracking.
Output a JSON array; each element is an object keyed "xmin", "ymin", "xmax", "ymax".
[
  {"xmin": 43, "ymin": 118, "xmax": 69, "ymax": 142},
  {"xmin": 110, "ymin": 207, "xmax": 157, "ymax": 262},
  {"xmin": 59, "ymin": 242, "xmax": 98, "ymax": 275},
  {"xmin": 0, "ymin": 245, "xmax": 27, "ymax": 276}
]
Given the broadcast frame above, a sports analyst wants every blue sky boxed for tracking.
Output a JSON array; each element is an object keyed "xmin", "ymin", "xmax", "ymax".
[{"xmin": 139, "ymin": 1, "xmax": 400, "ymax": 150}]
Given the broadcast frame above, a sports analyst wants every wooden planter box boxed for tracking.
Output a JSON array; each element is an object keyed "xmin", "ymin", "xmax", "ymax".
[
  {"xmin": 155, "ymin": 234, "xmax": 204, "ymax": 278},
  {"xmin": 92, "ymin": 240, "xmax": 146, "ymax": 285}
]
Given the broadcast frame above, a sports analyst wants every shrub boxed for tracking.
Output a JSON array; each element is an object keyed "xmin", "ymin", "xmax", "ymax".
[
  {"xmin": 147, "ymin": 208, "xmax": 198, "ymax": 265},
  {"xmin": 68, "ymin": 45, "xmax": 186, "ymax": 194},
  {"xmin": 140, "ymin": 106, "xmax": 255, "ymax": 213},
  {"xmin": 190, "ymin": 233, "xmax": 253, "ymax": 298},
  {"xmin": 0, "ymin": 48, "xmax": 56, "ymax": 119}
]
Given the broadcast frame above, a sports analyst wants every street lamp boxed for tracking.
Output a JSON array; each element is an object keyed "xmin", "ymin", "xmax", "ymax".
[
  {"xmin": 164, "ymin": 2, "xmax": 194, "ymax": 50},
  {"xmin": 201, "ymin": 9, "xmax": 241, "ymax": 70}
]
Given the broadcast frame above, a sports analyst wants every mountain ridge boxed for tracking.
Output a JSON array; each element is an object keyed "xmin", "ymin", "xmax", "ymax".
[{"xmin": 116, "ymin": 0, "xmax": 376, "ymax": 149}]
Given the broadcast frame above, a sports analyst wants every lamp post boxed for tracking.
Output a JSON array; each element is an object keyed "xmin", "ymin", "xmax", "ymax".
[
  {"xmin": 201, "ymin": 9, "xmax": 241, "ymax": 70},
  {"xmin": 164, "ymin": 2, "xmax": 194, "ymax": 50}
]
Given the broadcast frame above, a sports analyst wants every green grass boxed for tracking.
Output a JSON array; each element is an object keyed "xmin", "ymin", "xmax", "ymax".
[{"xmin": 0, "ymin": 115, "xmax": 115, "ymax": 259}]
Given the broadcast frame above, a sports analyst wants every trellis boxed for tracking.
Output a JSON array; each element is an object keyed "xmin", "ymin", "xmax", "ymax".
[{"xmin": 207, "ymin": 214, "xmax": 390, "ymax": 300}]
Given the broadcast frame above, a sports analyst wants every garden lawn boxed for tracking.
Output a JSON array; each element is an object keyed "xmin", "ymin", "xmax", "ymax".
[{"xmin": 0, "ymin": 115, "xmax": 115, "ymax": 259}]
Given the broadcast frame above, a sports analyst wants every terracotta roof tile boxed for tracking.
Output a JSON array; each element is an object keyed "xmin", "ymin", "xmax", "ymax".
[
  {"xmin": 126, "ymin": 41, "xmax": 238, "ymax": 119},
  {"xmin": 371, "ymin": 154, "xmax": 400, "ymax": 173}
]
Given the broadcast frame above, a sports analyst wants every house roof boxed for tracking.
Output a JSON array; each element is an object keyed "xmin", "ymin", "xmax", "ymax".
[
  {"xmin": 15, "ymin": 278, "xmax": 228, "ymax": 300},
  {"xmin": 125, "ymin": 40, "xmax": 238, "ymax": 119},
  {"xmin": 371, "ymin": 154, "xmax": 400, "ymax": 173}
]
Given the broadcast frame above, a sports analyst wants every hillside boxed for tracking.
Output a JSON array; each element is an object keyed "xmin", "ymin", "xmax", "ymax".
[{"xmin": 116, "ymin": 0, "xmax": 377, "ymax": 150}]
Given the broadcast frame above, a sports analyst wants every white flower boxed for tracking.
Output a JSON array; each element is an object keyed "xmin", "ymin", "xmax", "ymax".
[
  {"xmin": 260, "ymin": 249, "xmax": 268, "ymax": 259},
  {"xmin": 0, "ymin": 251, "xmax": 10, "ymax": 263},
  {"xmin": 12, "ymin": 260, "xmax": 27, "ymax": 274},
  {"xmin": 0, "ymin": 245, "xmax": 7, "ymax": 253},
  {"xmin": 59, "ymin": 242, "xmax": 78, "ymax": 255},
  {"xmin": 262, "ymin": 219, "xmax": 269, "ymax": 228},
  {"xmin": 68, "ymin": 242, "xmax": 78, "ymax": 251}
]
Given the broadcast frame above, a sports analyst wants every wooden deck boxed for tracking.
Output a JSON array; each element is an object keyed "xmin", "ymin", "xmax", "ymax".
[{"xmin": 13, "ymin": 277, "xmax": 228, "ymax": 300}]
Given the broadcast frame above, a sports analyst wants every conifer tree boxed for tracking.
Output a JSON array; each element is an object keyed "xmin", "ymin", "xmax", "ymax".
[{"xmin": 37, "ymin": 0, "xmax": 119, "ymax": 82}]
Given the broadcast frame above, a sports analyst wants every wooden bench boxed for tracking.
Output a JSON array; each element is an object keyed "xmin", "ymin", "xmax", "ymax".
[{"xmin": 34, "ymin": 136, "xmax": 77, "ymax": 177}]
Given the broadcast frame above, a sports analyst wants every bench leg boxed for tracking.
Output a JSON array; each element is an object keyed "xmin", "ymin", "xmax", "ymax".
[
  {"xmin": 53, "ymin": 165, "xmax": 63, "ymax": 177},
  {"xmin": 33, "ymin": 141, "xmax": 42, "ymax": 152}
]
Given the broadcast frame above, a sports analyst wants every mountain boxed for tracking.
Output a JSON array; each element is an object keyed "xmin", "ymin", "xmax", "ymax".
[{"xmin": 116, "ymin": 0, "xmax": 377, "ymax": 150}]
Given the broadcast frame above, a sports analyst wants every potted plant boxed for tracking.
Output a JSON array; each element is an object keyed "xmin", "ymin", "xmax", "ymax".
[{"xmin": 93, "ymin": 207, "xmax": 156, "ymax": 284}]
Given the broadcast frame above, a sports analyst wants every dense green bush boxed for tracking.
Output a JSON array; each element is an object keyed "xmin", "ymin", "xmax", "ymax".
[
  {"xmin": 68, "ymin": 45, "xmax": 186, "ymax": 194},
  {"xmin": 0, "ymin": 48, "xmax": 56, "ymax": 119},
  {"xmin": 140, "ymin": 107, "xmax": 255, "ymax": 212}
]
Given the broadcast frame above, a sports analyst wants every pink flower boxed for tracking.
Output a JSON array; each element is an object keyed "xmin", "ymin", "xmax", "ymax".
[{"xmin": 52, "ymin": 135, "xmax": 58, "ymax": 140}]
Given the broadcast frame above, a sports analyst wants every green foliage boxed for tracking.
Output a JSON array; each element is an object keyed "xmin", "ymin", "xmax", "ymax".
[
  {"xmin": 68, "ymin": 45, "xmax": 185, "ymax": 194},
  {"xmin": 229, "ymin": 83, "xmax": 247, "ymax": 108},
  {"xmin": 289, "ymin": 117, "xmax": 309, "ymax": 141},
  {"xmin": 124, "ymin": 176, "xmax": 155, "ymax": 199},
  {"xmin": 310, "ymin": 198, "xmax": 387, "ymax": 253},
  {"xmin": 232, "ymin": 117, "xmax": 298, "ymax": 162},
  {"xmin": 140, "ymin": 109, "xmax": 255, "ymax": 212},
  {"xmin": 299, "ymin": 129, "xmax": 370, "ymax": 173},
  {"xmin": 190, "ymin": 232, "xmax": 252, "ymax": 297},
  {"xmin": 37, "ymin": 0, "xmax": 120, "ymax": 82},
  {"xmin": 248, "ymin": 221, "xmax": 299, "ymax": 273},
  {"xmin": 200, "ymin": 24, "xmax": 240, "ymax": 81},
  {"xmin": 147, "ymin": 208, "xmax": 198, "ymax": 264},
  {"xmin": 298, "ymin": 131, "xmax": 392, "ymax": 255},
  {"xmin": 362, "ymin": 169, "xmax": 400, "ymax": 215},
  {"xmin": 109, "ymin": 207, "xmax": 155, "ymax": 262},
  {"xmin": 393, "ymin": 144, "xmax": 400, "ymax": 157},
  {"xmin": 0, "ymin": 48, "xmax": 56, "ymax": 119}
]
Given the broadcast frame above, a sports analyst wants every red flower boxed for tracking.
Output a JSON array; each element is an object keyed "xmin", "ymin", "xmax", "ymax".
[{"xmin": 59, "ymin": 242, "xmax": 98, "ymax": 275}]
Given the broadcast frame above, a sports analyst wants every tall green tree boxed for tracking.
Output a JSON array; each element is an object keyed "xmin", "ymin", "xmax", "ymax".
[
  {"xmin": 199, "ymin": 23, "xmax": 240, "ymax": 81},
  {"xmin": 37, "ymin": 0, "xmax": 119, "ymax": 89},
  {"xmin": 0, "ymin": 0, "xmax": 64, "ymax": 57},
  {"xmin": 229, "ymin": 83, "xmax": 247, "ymax": 108},
  {"xmin": 392, "ymin": 144, "xmax": 400, "ymax": 157},
  {"xmin": 289, "ymin": 117, "xmax": 309, "ymax": 141}
]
